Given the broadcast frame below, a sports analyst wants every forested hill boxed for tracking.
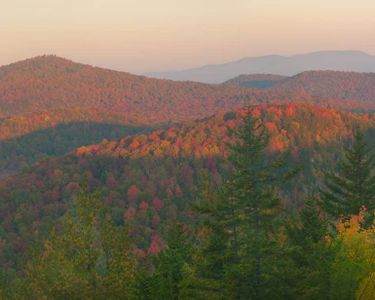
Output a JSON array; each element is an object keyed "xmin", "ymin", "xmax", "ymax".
[
  {"xmin": 1, "ymin": 103, "xmax": 374, "ymax": 269},
  {"xmin": 0, "ymin": 55, "xmax": 259, "ymax": 119},
  {"xmin": 2, "ymin": 57, "xmax": 375, "ymax": 178},
  {"xmin": 1, "ymin": 57, "xmax": 374, "ymax": 143},
  {"xmin": 226, "ymin": 70, "xmax": 375, "ymax": 103}
]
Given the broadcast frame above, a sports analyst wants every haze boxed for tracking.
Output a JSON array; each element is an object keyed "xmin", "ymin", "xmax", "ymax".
[{"xmin": 1, "ymin": 0, "xmax": 375, "ymax": 73}]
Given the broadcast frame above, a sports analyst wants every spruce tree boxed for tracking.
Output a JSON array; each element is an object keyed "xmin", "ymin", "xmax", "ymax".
[
  {"xmin": 179, "ymin": 176, "xmax": 229, "ymax": 300},
  {"xmin": 228, "ymin": 111, "xmax": 298, "ymax": 299},
  {"xmin": 321, "ymin": 129, "xmax": 375, "ymax": 218},
  {"xmin": 286, "ymin": 198, "xmax": 336, "ymax": 299},
  {"xmin": 149, "ymin": 223, "xmax": 192, "ymax": 300},
  {"xmin": 188, "ymin": 111, "xmax": 296, "ymax": 299}
]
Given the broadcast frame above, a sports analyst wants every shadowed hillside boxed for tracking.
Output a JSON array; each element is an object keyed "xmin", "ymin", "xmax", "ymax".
[
  {"xmin": 224, "ymin": 74, "xmax": 286, "ymax": 89},
  {"xmin": 0, "ymin": 122, "xmax": 157, "ymax": 178}
]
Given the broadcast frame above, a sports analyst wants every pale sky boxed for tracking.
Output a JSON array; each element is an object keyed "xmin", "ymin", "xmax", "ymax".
[{"xmin": 1, "ymin": 0, "xmax": 375, "ymax": 73}]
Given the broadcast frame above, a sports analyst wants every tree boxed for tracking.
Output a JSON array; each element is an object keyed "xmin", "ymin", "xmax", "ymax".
[
  {"xmin": 137, "ymin": 223, "xmax": 192, "ymax": 300},
  {"xmin": 330, "ymin": 209, "xmax": 375, "ymax": 300},
  {"xmin": 186, "ymin": 111, "xmax": 296, "ymax": 299},
  {"xmin": 179, "ymin": 176, "xmax": 229, "ymax": 300},
  {"xmin": 286, "ymin": 198, "xmax": 336, "ymax": 299},
  {"xmin": 321, "ymin": 129, "xmax": 375, "ymax": 218},
  {"xmin": 22, "ymin": 189, "xmax": 137, "ymax": 299}
]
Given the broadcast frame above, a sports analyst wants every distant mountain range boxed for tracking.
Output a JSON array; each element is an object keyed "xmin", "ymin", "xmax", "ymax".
[
  {"xmin": 146, "ymin": 51, "xmax": 375, "ymax": 83},
  {"xmin": 1, "ymin": 55, "xmax": 375, "ymax": 178}
]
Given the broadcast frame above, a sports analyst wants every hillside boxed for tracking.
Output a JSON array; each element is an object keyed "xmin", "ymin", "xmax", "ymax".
[
  {"xmin": 146, "ymin": 51, "xmax": 375, "ymax": 83},
  {"xmin": 226, "ymin": 70, "xmax": 375, "ymax": 104},
  {"xmin": 0, "ymin": 56, "xmax": 260, "ymax": 176},
  {"xmin": 0, "ymin": 55, "xmax": 258, "ymax": 119},
  {"xmin": 2, "ymin": 57, "xmax": 375, "ymax": 178},
  {"xmin": 1, "ymin": 103, "xmax": 374, "ymax": 269},
  {"xmin": 271, "ymin": 70, "xmax": 375, "ymax": 102}
]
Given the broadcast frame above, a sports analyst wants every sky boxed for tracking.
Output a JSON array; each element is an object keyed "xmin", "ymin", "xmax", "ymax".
[{"xmin": 1, "ymin": 0, "xmax": 375, "ymax": 73}]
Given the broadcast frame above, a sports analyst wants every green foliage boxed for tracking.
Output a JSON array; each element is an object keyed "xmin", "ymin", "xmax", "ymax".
[
  {"xmin": 20, "ymin": 189, "xmax": 137, "ymax": 299},
  {"xmin": 136, "ymin": 223, "xmax": 192, "ymax": 300},
  {"xmin": 330, "ymin": 211, "xmax": 375, "ymax": 300},
  {"xmin": 321, "ymin": 130, "xmax": 375, "ymax": 218},
  {"xmin": 1, "ymin": 105, "xmax": 375, "ymax": 299},
  {"xmin": 286, "ymin": 198, "xmax": 336, "ymax": 299},
  {"xmin": 185, "ymin": 111, "xmax": 296, "ymax": 299}
]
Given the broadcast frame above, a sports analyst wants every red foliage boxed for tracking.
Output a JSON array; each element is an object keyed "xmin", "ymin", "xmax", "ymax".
[
  {"xmin": 124, "ymin": 207, "xmax": 137, "ymax": 221},
  {"xmin": 139, "ymin": 201, "xmax": 149, "ymax": 210},
  {"xmin": 152, "ymin": 197, "xmax": 164, "ymax": 210},
  {"xmin": 127, "ymin": 185, "xmax": 141, "ymax": 203},
  {"xmin": 147, "ymin": 233, "xmax": 164, "ymax": 255}
]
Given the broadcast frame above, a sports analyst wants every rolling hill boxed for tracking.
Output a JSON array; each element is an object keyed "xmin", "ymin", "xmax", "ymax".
[
  {"xmin": 0, "ymin": 55, "xmax": 258, "ymax": 120},
  {"xmin": 2, "ymin": 56, "xmax": 375, "ymax": 179},
  {"xmin": 225, "ymin": 70, "xmax": 375, "ymax": 104}
]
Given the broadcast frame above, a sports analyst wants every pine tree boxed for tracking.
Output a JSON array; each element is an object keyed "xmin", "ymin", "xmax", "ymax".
[
  {"xmin": 136, "ymin": 223, "xmax": 192, "ymax": 300},
  {"xmin": 187, "ymin": 111, "xmax": 296, "ymax": 299},
  {"xmin": 225, "ymin": 111, "xmax": 296, "ymax": 299},
  {"xmin": 179, "ymin": 175, "xmax": 229, "ymax": 300},
  {"xmin": 286, "ymin": 198, "xmax": 336, "ymax": 299},
  {"xmin": 321, "ymin": 130, "xmax": 375, "ymax": 218},
  {"xmin": 152, "ymin": 223, "xmax": 192, "ymax": 300}
]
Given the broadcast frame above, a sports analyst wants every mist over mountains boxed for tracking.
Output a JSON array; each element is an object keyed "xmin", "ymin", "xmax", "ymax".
[{"xmin": 146, "ymin": 51, "xmax": 375, "ymax": 83}]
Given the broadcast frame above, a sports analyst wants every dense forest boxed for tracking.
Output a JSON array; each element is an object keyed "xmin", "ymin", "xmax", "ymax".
[
  {"xmin": 0, "ymin": 108, "xmax": 374, "ymax": 298},
  {"xmin": 0, "ymin": 57, "xmax": 374, "ymax": 298},
  {"xmin": 1, "ymin": 57, "xmax": 375, "ymax": 178}
]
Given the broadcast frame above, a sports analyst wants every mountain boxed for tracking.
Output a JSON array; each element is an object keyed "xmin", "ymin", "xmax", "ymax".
[
  {"xmin": 0, "ymin": 55, "xmax": 257, "ymax": 120},
  {"xmin": 270, "ymin": 71, "xmax": 375, "ymax": 102},
  {"xmin": 0, "ymin": 56, "xmax": 291, "ymax": 177},
  {"xmin": 1, "ymin": 103, "xmax": 374, "ymax": 269},
  {"xmin": 146, "ymin": 51, "xmax": 375, "ymax": 83},
  {"xmin": 2, "ymin": 56, "xmax": 375, "ymax": 178}
]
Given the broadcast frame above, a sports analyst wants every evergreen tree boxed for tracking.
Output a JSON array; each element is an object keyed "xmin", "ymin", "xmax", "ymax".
[
  {"xmin": 286, "ymin": 198, "xmax": 336, "ymax": 299},
  {"xmin": 321, "ymin": 130, "xmax": 375, "ymax": 218},
  {"xmin": 178, "ymin": 175, "xmax": 229, "ymax": 300},
  {"xmin": 187, "ymin": 111, "xmax": 296, "ymax": 299},
  {"xmin": 152, "ymin": 223, "xmax": 192, "ymax": 300},
  {"xmin": 136, "ymin": 223, "xmax": 192, "ymax": 300}
]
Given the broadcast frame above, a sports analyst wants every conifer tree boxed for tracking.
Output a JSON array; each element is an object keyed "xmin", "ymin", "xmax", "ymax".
[
  {"xmin": 150, "ymin": 223, "xmax": 192, "ymax": 300},
  {"xmin": 321, "ymin": 130, "xmax": 375, "ymax": 218},
  {"xmin": 136, "ymin": 223, "xmax": 192, "ymax": 300},
  {"xmin": 187, "ymin": 111, "xmax": 296, "ymax": 299},
  {"xmin": 179, "ymin": 176, "xmax": 229, "ymax": 300},
  {"xmin": 286, "ymin": 198, "xmax": 336, "ymax": 299}
]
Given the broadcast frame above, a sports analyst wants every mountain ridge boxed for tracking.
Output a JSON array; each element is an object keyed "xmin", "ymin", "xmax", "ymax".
[{"xmin": 145, "ymin": 51, "xmax": 375, "ymax": 83}]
